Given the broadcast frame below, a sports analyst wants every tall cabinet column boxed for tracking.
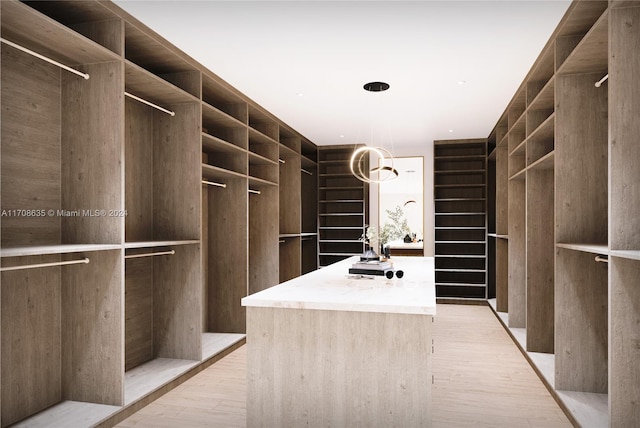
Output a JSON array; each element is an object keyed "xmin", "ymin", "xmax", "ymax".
[{"xmin": 609, "ymin": 3, "xmax": 640, "ymax": 425}]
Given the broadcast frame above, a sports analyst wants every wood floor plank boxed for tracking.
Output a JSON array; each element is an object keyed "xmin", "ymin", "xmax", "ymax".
[{"xmin": 117, "ymin": 304, "xmax": 572, "ymax": 427}]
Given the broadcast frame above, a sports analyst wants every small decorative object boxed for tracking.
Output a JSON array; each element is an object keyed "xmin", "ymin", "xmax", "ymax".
[
  {"xmin": 359, "ymin": 225, "xmax": 380, "ymax": 261},
  {"xmin": 348, "ymin": 259, "xmax": 404, "ymax": 279}
]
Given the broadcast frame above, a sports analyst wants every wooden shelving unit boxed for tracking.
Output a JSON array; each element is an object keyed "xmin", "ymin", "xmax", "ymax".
[
  {"xmin": 277, "ymin": 130, "xmax": 318, "ymax": 282},
  {"xmin": 485, "ymin": 0, "xmax": 640, "ymax": 425},
  {"xmin": 433, "ymin": 139, "xmax": 487, "ymax": 299},
  {"xmin": 317, "ymin": 145, "xmax": 368, "ymax": 267},
  {"xmin": 0, "ymin": 1, "xmax": 317, "ymax": 426}
]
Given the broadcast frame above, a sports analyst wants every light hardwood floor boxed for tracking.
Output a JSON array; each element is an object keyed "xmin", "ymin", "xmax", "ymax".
[{"xmin": 117, "ymin": 304, "xmax": 572, "ymax": 427}]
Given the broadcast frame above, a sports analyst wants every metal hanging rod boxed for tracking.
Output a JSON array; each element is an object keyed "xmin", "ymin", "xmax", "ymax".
[
  {"xmin": 278, "ymin": 240, "xmax": 286, "ymax": 244},
  {"xmin": 301, "ymin": 168, "xmax": 314, "ymax": 176},
  {"xmin": 124, "ymin": 91, "xmax": 175, "ymax": 116},
  {"xmin": 248, "ymin": 189, "xmax": 261, "ymax": 195},
  {"xmin": 279, "ymin": 158, "xmax": 286, "ymax": 164},
  {"xmin": 0, "ymin": 37, "xmax": 90, "ymax": 80},
  {"xmin": 202, "ymin": 180, "xmax": 226, "ymax": 188},
  {"xmin": 595, "ymin": 255, "xmax": 608, "ymax": 263},
  {"xmin": 595, "ymin": 74, "xmax": 608, "ymax": 88},
  {"xmin": 1, "ymin": 257, "xmax": 90, "ymax": 272},
  {"xmin": 125, "ymin": 250, "xmax": 175, "ymax": 259}
]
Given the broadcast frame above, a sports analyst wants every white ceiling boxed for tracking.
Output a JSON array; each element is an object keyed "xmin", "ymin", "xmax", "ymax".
[{"xmin": 114, "ymin": 0, "xmax": 571, "ymax": 148}]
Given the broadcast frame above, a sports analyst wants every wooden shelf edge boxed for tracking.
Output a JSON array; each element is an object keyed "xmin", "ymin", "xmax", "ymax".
[
  {"xmin": 124, "ymin": 240, "xmax": 199, "ymax": 249},
  {"xmin": 202, "ymin": 164, "xmax": 247, "ymax": 180},
  {"xmin": 488, "ymin": 234, "xmax": 509, "ymax": 240},
  {"xmin": 528, "ymin": 151, "xmax": 555, "ymax": 171},
  {"xmin": 0, "ymin": 243, "xmax": 122, "ymax": 258},
  {"xmin": 556, "ymin": 242, "xmax": 608, "ymax": 255},
  {"xmin": 608, "ymin": 250, "xmax": 640, "ymax": 261}
]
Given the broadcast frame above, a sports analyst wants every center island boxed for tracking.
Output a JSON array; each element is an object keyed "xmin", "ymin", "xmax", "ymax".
[{"xmin": 241, "ymin": 256, "xmax": 436, "ymax": 427}]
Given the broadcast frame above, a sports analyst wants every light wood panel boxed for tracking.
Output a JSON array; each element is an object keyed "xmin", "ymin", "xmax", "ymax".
[
  {"xmin": 495, "ymin": 145, "xmax": 509, "ymax": 312},
  {"xmin": 526, "ymin": 169, "xmax": 554, "ymax": 353},
  {"xmin": 159, "ymin": 70, "xmax": 201, "ymax": 99},
  {"xmin": 71, "ymin": 18, "xmax": 124, "ymax": 56},
  {"xmin": 125, "ymin": 257, "xmax": 154, "ymax": 370},
  {"xmin": 608, "ymin": 8, "xmax": 640, "ymax": 425},
  {"xmin": 495, "ymin": 146, "xmax": 508, "ymax": 236},
  {"xmin": 495, "ymin": 239, "xmax": 509, "ymax": 313},
  {"xmin": 278, "ymin": 153, "xmax": 301, "ymax": 235},
  {"xmin": 246, "ymin": 307, "xmax": 432, "ymax": 427},
  {"xmin": 301, "ymin": 165, "xmax": 318, "ymax": 271},
  {"xmin": 1, "ymin": 255, "xmax": 62, "ymax": 427},
  {"xmin": 301, "ymin": 236, "xmax": 317, "ymax": 275},
  {"xmin": 507, "ymin": 179, "xmax": 525, "ymax": 328},
  {"xmin": 609, "ymin": 257, "xmax": 640, "ymax": 426},
  {"xmin": 555, "ymin": 34, "xmax": 583, "ymax": 72},
  {"xmin": 62, "ymin": 249, "xmax": 123, "ymax": 406},
  {"xmin": 555, "ymin": 72, "xmax": 608, "ymax": 245},
  {"xmin": 154, "ymin": 244, "xmax": 201, "ymax": 361},
  {"xmin": 248, "ymin": 185, "xmax": 278, "ymax": 294},
  {"xmin": 555, "ymin": 248, "xmax": 608, "ymax": 393},
  {"xmin": 1, "ymin": 45, "xmax": 61, "ymax": 247},
  {"xmin": 610, "ymin": 6, "xmax": 640, "ymax": 251},
  {"xmin": 153, "ymin": 103, "xmax": 201, "ymax": 241},
  {"xmin": 125, "ymin": 98, "xmax": 154, "ymax": 242},
  {"xmin": 278, "ymin": 237, "xmax": 300, "ymax": 283},
  {"xmin": 205, "ymin": 176, "xmax": 248, "ymax": 334},
  {"xmin": 123, "ymin": 21, "xmax": 194, "ymax": 76},
  {"xmin": 61, "ymin": 61, "xmax": 123, "ymax": 245}
]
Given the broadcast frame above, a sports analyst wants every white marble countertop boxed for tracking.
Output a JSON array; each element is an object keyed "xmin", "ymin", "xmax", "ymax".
[{"xmin": 241, "ymin": 256, "xmax": 436, "ymax": 315}]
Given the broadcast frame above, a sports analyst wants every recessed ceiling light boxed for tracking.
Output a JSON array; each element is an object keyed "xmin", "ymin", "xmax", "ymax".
[
  {"xmin": 449, "ymin": 129, "xmax": 454, "ymax": 133},
  {"xmin": 363, "ymin": 81, "xmax": 390, "ymax": 92},
  {"xmin": 297, "ymin": 93, "xmax": 304, "ymax": 97},
  {"xmin": 457, "ymin": 80, "xmax": 466, "ymax": 85},
  {"xmin": 339, "ymin": 135, "xmax": 345, "ymax": 138}
]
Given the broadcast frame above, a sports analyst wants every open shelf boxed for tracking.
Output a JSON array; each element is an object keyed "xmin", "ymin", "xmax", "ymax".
[
  {"xmin": 124, "ymin": 95, "xmax": 200, "ymax": 243},
  {"xmin": 202, "ymin": 134, "xmax": 247, "ymax": 177},
  {"xmin": 1, "ymin": 0, "xmax": 120, "ymax": 66},
  {"xmin": 201, "ymin": 73, "xmax": 247, "ymax": 124},
  {"xmin": 202, "ymin": 163, "xmax": 246, "ymax": 182},
  {"xmin": 527, "ymin": 76, "xmax": 555, "ymax": 112},
  {"xmin": 202, "ymin": 102, "xmax": 248, "ymax": 149},
  {"xmin": 317, "ymin": 146, "xmax": 367, "ymax": 266},
  {"xmin": 123, "ymin": 21, "xmax": 199, "ymax": 97},
  {"xmin": 527, "ymin": 115, "xmax": 555, "ymax": 166},
  {"xmin": 1, "ymin": 249, "xmax": 123, "ymax": 426},
  {"xmin": 125, "ymin": 60, "xmax": 198, "ymax": 106},
  {"xmin": 557, "ymin": 10, "xmax": 609, "ymax": 76},
  {"xmin": 434, "ymin": 140, "xmax": 488, "ymax": 298}
]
